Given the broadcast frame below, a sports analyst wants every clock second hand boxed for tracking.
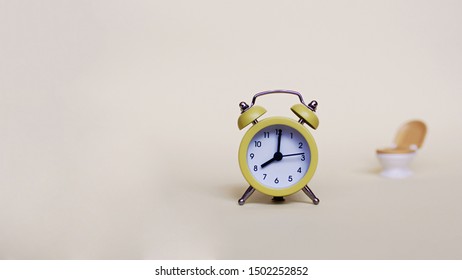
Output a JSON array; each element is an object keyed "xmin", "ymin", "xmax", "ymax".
[
  {"xmin": 260, "ymin": 131, "xmax": 305, "ymax": 168},
  {"xmin": 282, "ymin": 152, "xmax": 305, "ymax": 157}
]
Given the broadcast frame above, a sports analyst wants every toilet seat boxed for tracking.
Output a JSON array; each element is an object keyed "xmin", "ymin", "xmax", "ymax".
[{"xmin": 376, "ymin": 147, "xmax": 415, "ymax": 154}]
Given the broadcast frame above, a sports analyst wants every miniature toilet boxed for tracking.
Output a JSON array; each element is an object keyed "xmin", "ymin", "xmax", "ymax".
[{"xmin": 376, "ymin": 120, "xmax": 427, "ymax": 178}]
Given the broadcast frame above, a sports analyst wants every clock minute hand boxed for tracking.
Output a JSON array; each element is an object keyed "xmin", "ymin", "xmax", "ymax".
[
  {"xmin": 276, "ymin": 129, "xmax": 282, "ymax": 153},
  {"xmin": 261, "ymin": 130, "xmax": 283, "ymax": 169}
]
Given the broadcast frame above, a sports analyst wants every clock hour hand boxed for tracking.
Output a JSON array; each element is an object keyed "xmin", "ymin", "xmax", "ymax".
[
  {"xmin": 261, "ymin": 157, "xmax": 276, "ymax": 168},
  {"xmin": 260, "ymin": 152, "xmax": 283, "ymax": 169}
]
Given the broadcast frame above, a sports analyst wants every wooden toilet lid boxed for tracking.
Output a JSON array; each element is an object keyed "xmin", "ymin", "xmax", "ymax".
[
  {"xmin": 376, "ymin": 120, "xmax": 427, "ymax": 154},
  {"xmin": 394, "ymin": 120, "xmax": 427, "ymax": 149}
]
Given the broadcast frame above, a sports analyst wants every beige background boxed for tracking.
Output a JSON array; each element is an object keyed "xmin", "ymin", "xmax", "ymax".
[{"xmin": 1, "ymin": 0, "xmax": 462, "ymax": 259}]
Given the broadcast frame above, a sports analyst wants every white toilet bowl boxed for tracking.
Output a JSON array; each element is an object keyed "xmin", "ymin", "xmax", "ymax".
[
  {"xmin": 376, "ymin": 120, "xmax": 427, "ymax": 179},
  {"xmin": 377, "ymin": 152, "xmax": 416, "ymax": 178}
]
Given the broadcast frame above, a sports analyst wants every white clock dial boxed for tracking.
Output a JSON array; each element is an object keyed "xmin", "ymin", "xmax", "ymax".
[{"xmin": 246, "ymin": 124, "xmax": 311, "ymax": 189}]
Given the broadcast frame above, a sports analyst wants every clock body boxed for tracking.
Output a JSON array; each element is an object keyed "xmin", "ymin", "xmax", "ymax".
[{"xmin": 238, "ymin": 116, "xmax": 318, "ymax": 197}]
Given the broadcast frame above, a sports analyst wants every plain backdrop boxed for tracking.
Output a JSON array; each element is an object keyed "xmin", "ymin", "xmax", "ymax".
[{"xmin": 1, "ymin": 0, "xmax": 462, "ymax": 259}]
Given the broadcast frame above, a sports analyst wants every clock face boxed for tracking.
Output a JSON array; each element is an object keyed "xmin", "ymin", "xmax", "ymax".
[{"xmin": 246, "ymin": 124, "xmax": 311, "ymax": 189}]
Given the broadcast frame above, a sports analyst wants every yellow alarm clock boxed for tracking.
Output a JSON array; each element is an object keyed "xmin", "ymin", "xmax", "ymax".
[{"xmin": 237, "ymin": 90, "xmax": 320, "ymax": 205}]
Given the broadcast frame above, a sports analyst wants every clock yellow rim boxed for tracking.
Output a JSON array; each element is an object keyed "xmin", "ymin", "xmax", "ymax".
[{"xmin": 238, "ymin": 116, "xmax": 318, "ymax": 197}]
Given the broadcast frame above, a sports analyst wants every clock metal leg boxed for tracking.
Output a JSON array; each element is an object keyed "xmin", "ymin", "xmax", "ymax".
[
  {"xmin": 238, "ymin": 186, "xmax": 255, "ymax": 205},
  {"xmin": 302, "ymin": 185, "xmax": 320, "ymax": 205}
]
